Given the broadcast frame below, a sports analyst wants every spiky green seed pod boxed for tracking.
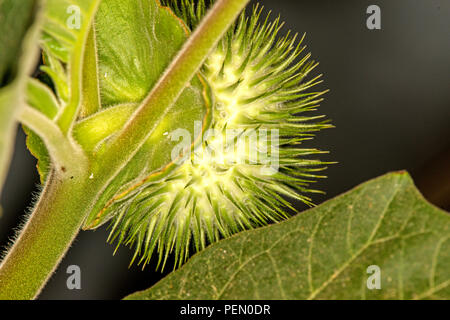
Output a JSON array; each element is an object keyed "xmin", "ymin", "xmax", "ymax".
[{"xmin": 99, "ymin": 2, "xmax": 333, "ymax": 270}]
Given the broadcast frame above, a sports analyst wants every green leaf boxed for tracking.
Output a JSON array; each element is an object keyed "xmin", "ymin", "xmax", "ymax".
[
  {"xmin": 93, "ymin": 0, "xmax": 188, "ymax": 107},
  {"xmin": 125, "ymin": 172, "xmax": 450, "ymax": 300},
  {"xmin": 0, "ymin": 0, "xmax": 40, "ymax": 194}
]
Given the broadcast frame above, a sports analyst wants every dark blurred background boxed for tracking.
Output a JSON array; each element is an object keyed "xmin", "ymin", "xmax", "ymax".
[{"xmin": 0, "ymin": 0, "xmax": 449, "ymax": 299}]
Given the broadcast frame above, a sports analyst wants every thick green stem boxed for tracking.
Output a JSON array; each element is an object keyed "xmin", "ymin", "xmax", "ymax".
[{"xmin": 0, "ymin": 170, "xmax": 93, "ymax": 299}]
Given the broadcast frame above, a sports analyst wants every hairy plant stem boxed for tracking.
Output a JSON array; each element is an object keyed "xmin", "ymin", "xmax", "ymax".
[
  {"xmin": 0, "ymin": 0, "xmax": 250, "ymax": 299},
  {"xmin": 0, "ymin": 170, "xmax": 91, "ymax": 299}
]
